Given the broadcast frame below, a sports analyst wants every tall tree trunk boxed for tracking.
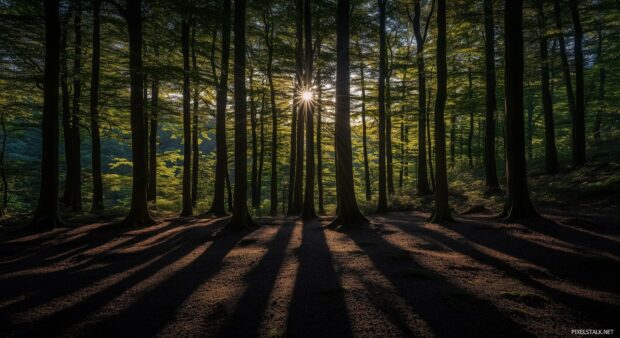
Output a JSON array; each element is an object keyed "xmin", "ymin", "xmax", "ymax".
[
  {"xmin": 180, "ymin": 19, "xmax": 192, "ymax": 216},
  {"xmin": 0, "ymin": 113, "xmax": 7, "ymax": 215},
  {"xmin": 593, "ymin": 19, "xmax": 604, "ymax": 144},
  {"xmin": 208, "ymin": 0, "xmax": 231, "ymax": 216},
  {"xmin": 426, "ymin": 89, "xmax": 435, "ymax": 190},
  {"xmin": 147, "ymin": 78, "xmax": 158, "ymax": 203},
  {"xmin": 429, "ymin": 0, "xmax": 451, "ymax": 223},
  {"xmin": 411, "ymin": 0, "xmax": 432, "ymax": 195},
  {"xmin": 263, "ymin": 11, "xmax": 278, "ymax": 216},
  {"xmin": 569, "ymin": 0, "xmax": 586, "ymax": 166},
  {"xmin": 32, "ymin": 0, "xmax": 62, "ymax": 229},
  {"xmin": 450, "ymin": 111, "xmax": 455, "ymax": 167},
  {"xmin": 90, "ymin": 0, "xmax": 103, "ymax": 211},
  {"xmin": 467, "ymin": 68, "xmax": 474, "ymax": 167},
  {"xmin": 250, "ymin": 69, "xmax": 259, "ymax": 208},
  {"xmin": 386, "ymin": 50, "xmax": 394, "ymax": 195},
  {"xmin": 191, "ymin": 23, "xmax": 200, "ymax": 207},
  {"xmin": 501, "ymin": 0, "xmax": 538, "ymax": 221},
  {"xmin": 290, "ymin": 0, "xmax": 304, "ymax": 215},
  {"xmin": 122, "ymin": 0, "xmax": 155, "ymax": 226},
  {"xmin": 301, "ymin": 0, "xmax": 316, "ymax": 220},
  {"xmin": 69, "ymin": 0, "xmax": 82, "ymax": 211},
  {"xmin": 316, "ymin": 39, "xmax": 325, "ymax": 214},
  {"xmin": 60, "ymin": 11, "xmax": 72, "ymax": 206},
  {"xmin": 357, "ymin": 46, "xmax": 371, "ymax": 201},
  {"xmin": 553, "ymin": 0, "xmax": 577, "ymax": 161},
  {"xmin": 227, "ymin": 0, "xmax": 257, "ymax": 229},
  {"xmin": 376, "ymin": 0, "xmax": 388, "ymax": 213},
  {"xmin": 483, "ymin": 0, "xmax": 500, "ymax": 190},
  {"xmin": 287, "ymin": 92, "xmax": 297, "ymax": 214},
  {"xmin": 328, "ymin": 0, "xmax": 367, "ymax": 229},
  {"xmin": 258, "ymin": 92, "xmax": 265, "ymax": 207}
]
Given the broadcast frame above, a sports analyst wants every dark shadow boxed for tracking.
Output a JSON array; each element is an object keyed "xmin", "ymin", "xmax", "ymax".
[
  {"xmin": 347, "ymin": 221, "xmax": 533, "ymax": 337},
  {"xmin": 286, "ymin": 219, "xmax": 353, "ymax": 338},
  {"xmin": 217, "ymin": 220, "xmax": 295, "ymax": 337}
]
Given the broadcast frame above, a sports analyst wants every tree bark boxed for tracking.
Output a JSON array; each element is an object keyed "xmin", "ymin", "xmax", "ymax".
[
  {"xmin": 290, "ymin": 0, "xmax": 304, "ymax": 216},
  {"xmin": 180, "ymin": 19, "xmax": 192, "ymax": 216},
  {"xmin": 0, "ymin": 113, "xmax": 7, "ymax": 215},
  {"xmin": 263, "ymin": 11, "xmax": 278, "ymax": 216},
  {"xmin": 207, "ymin": 0, "xmax": 231, "ymax": 216},
  {"xmin": 68, "ymin": 0, "xmax": 82, "ymax": 211},
  {"xmin": 301, "ymin": 0, "xmax": 316, "ymax": 221},
  {"xmin": 31, "ymin": 0, "xmax": 63, "ymax": 229},
  {"xmin": 569, "ymin": 0, "xmax": 586, "ymax": 166},
  {"xmin": 227, "ymin": 0, "xmax": 257, "ymax": 229},
  {"xmin": 89, "ymin": 0, "xmax": 103, "ymax": 211},
  {"xmin": 358, "ymin": 47, "xmax": 371, "ymax": 201},
  {"xmin": 386, "ymin": 39, "xmax": 394, "ymax": 195},
  {"xmin": 60, "ymin": 11, "xmax": 72, "ymax": 207},
  {"xmin": 258, "ymin": 91, "xmax": 266, "ymax": 207},
  {"xmin": 316, "ymin": 38, "xmax": 325, "ymax": 214},
  {"xmin": 250, "ymin": 69, "xmax": 259, "ymax": 208},
  {"xmin": 411, "ymin": 0, "xmax": 432, "ymax": 196},
  {"xmin": 593, "ymin": 19, "xmax": 604, "ymax": 144},
  {"xmin": 429, "ymin": 0, "xmax": 451, "ymax": 223},
  {"xmin": 483, "ymin": 0, "xmax": 500, "ymax": 190},
  {"xmin": 328, "ymin": 0, "xmax": 367, "ymax": 229},
  {"xmin": 147, "ymin": 78, "xmax": 158, "ymax": 203},
  {"xmin": 191, "ymin": 22, "xmax": 200, "ymax": 207},
  {"xmin": 501, "ymin": 0, "xmax": 538, "ymax": 221},
  {"xmin": 376, "ymin": 0, "xmax": 388, "ymax": 213},
  {"xmin": 467, "ymin": 68, "xmax": 474, "ymax": 168},
  {"xmin": 122, "ymin": 0, "xmax": 155, "ymax": 227}
]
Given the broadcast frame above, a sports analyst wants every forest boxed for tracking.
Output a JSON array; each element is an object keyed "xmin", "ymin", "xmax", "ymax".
[{"xmin": 1, "ymin": 0, "xmax": 619, "ymax": 336}]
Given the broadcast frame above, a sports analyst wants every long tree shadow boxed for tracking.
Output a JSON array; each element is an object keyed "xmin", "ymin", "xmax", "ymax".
[
  {"xmin": 347, "ymin": 220, "xmax": 533, "ymax": 337},
  {"xmin": 388, "ymin": 214, "xmax": 620, "ymax": 329},
  {"xmin": 217, "ymin": 220, "xmax": 295, "ymax": 337},
  {"xmin": 0, "ymin": 218, "xmax": 225, "ymax": 336},
  {"xmin": 79, "ymin": 224, "xmax": 255, "ymax": 338},
  {"xmin": 286, "ymin": 219, "xmax": 353, "ymax": 338}
]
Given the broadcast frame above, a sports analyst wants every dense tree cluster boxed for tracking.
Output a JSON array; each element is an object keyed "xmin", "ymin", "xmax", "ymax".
[{"xmin": 0, "ymin": 0, "xmax": 619, "ymax": 228}]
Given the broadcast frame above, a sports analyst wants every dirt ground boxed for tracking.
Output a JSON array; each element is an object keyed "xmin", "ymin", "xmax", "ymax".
[{"xmin": 1, "ymin": 208, "xmax": 619, "ymax": 337}]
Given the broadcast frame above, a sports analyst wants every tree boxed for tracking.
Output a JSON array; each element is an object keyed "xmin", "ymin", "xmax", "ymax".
[
  {"xmin": 500, "ymin": 0, "xmax": 538, "ymax": 221},
  {"xmin": 147, "ymin": 77, "xmax": 158, "ymax": 203},
  {"xmin": 357, "ymin": 42, "xmax": 371, "ymax": 202},
  {"xmin": 180, "ymin": 18, "xmax": 192, "ymax": 217},
  {"xmin": 263, "ymin": 9, "xmax": 278, "ymax": 216},
  {"xmin": 569, "ymin": 0, "xmax": 586, "ymax": 166},
  {"xmin": 191, "ymin": 22, "xmax": 200, "ymax": 207},
  {"xmin": 207, "ymin": 0, "xmax": 231, "ymax": 216},
  {"xmin": 316, "ymin": 34, "xmax": 325, "ymax": 214},
  {"xmin": 428, "ymin": 0, "xmax": 451, "ymax": 223},
  {"xmin": 483, "ymin": 0, "xmax": 500, "ymax": 190},
  {"xmin": 301, "ymin": 0, "xmax": 317, "ymax": 221},
  {"xmin": 407, "ymin": 0, "xmax": 433, "ymax": 196},
  {"xmin": 31, "ymin": 0, "xmax": 63, "ymax": 230},
  {"xmin": 227, "ymin": 0, "xmax": 257, "ymax": 229},
  {"xmin": 536, "ymin": 0, "xmax": 559, "ymax": 175},
  {"xmin": 290, "ymin": 0, "xmax": 304, "ymax": 216},
  {"xmin": 327, "ymin": 0, "xmax": 367, "ymax": 229},
  {"xmin": 122, "ymin": 0, "xmax": 155, "ymax": 227},
  {"xmin": 69, "ymin": 0, "xmax": 82, "ymax": 212},
  {"xmin": 90, "ymin": 0, "xmax": 103, "ymax": 211},
  {"xmin": 376, "ymin": 0, "xmax": 388, "ymax": 213}
]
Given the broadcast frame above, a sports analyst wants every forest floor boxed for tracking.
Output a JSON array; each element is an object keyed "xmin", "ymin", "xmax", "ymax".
[{"xmin": 1, "ymin": 145, "xmax": 620, "ymax": 337}]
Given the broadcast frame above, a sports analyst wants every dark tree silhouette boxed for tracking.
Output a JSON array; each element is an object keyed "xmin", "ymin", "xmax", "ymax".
[
  {"xmin": 316, "ymin": 34, "xmax": 325, "ymax": 214},
  {"xmin": 537, "ymin": 0, "xmax": 559, "ymax": 174},
  {"xmin": 90, "ymin": 0, "xmax": 103, "ymax": 211},
  {"xmin": 290, "ymin": 0, "xmax": 304, "ymax": 216},
  {"xmin": 569, "ymin": 0, "xmax": 586, "ymax": 166},
  {"xmin": 191, "ymin": 22, "xmax": 200, "ymax": 207},
  {"xmin": 31, "ymin": 0, "xmax": 63, "ymax": 230},
  {"xmin": 356, "ymin": 42, "xmax": 371, "ymax": 201},
  {"xmin": 147, "ymin": 77, "xmax": 158, "ymax": 203},
  {"xmin": 301, "ymin": 0, "xmax": 317, "ymax": 221},
  {"xmin": 122, "ymin": 0, "xmax": 155, "ymax": 227},
  {"xmin": 328, "ymin": 0, "xmax": 367, "ymax": 229},
  {"xmin": 263, "ymin": 10, "xmax": 278, "ymax": 216},
  {"xmin": 207, "ymin": 0, "xmax": 231, "ymax": 216},
  {"xmin": 483, "ymin": 0, "xmax": 500, "ymax": 190},
  {"xmin": 428, "ymin": 0, "xmax": 452, "ymax": 223},
  {"xmin": 376, "ymin": 0, "xmax": 388, "ymax": 213},
  {"xmin": 500, "ymin": 0, "xmax": 538, "ymax": 221},
  {"xmin": 227, "ymin": 0, "xmax": 257, "ymax": 229},
  {"xmin": 180, "ymin": 19, "xmax": 192, "ymax": 217}
]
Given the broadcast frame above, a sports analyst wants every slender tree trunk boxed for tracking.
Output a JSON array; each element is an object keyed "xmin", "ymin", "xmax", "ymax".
[
  {"xmin": 227, "ymin": 0, "xmax": 257, "ymax": 229},
  {"xmin": 376, "ymin": 0, "xmax": 388, "ymax": 213},
  {"xmin": 0, "ymin": 113, "xmax": 7, "ymax": 215},
  {"xmin": 32, "ymin": 0, "xmax": 63, "ymax": 229},
  {"xmin": 69, "ymin": 0, "xmax": 82, "ymax": 211},
  {"xmin": 328, "ymin": 0, "xmax": 367, "ymax": 229},
  {"xmin": 191, "ymin": 23, "xmax": 200, "ymax": 207},
  {"xmin": 89, "ymin": 0, "xmax": 103, "ymax": 211},
  {"xmin": 291, "ymin": 0, "xmax": 304, "ymax": 215},
  {"xmin": 467, "ymin": 68, "xmax": 474, "ymax": 167},
  {"xmin": 180, "ymin": 19, "xmax": 192, "ymax": 216},
  {"xmin": 501, "ymin": 0, "xmax": 538, "ymax": 221},
  {"xmin": 263, "ymin": 12, "xmax": 278, "ymax": 216},
  {"xmin": 412, "ymin": 1, "xmax": 432, "ymax": 195},
  {"xmin": 147, "ymin": 78, "xmax": 158, "ymax": 203},
  {"xmin": 359, "ymin": 54, "xmax": 371, "ymax": 201},
  {"xmin": 483, "ymin": 0, "xmax": 500, "ymax": 190},
  {"xmin": 426, "ymin": 89, "xmax": 435, "ymax": 190},
  {"xmin": 450, "ymin": 111, "xmax": 455, "ymax": 167},
  {"xmin": 429, "ymin": 0, "xmax": 451, "ymax": 223},
  {"xmin": 316, "ymin": 40, "xmax": 325, "ymax": 214},
  {"xmin": 301, "ymin": 0, "xmax": 316, "ymax": 220},
  {"xmin": 386, "ymin": 58, "xmax": 394, "ymax": 195},
  {"xmin": 537, "ymin": 2, "xmax": 559, "ymax": 175},
  {"xmin": 258, "ymin": 92, "xmax": 265, "ymax": 207},
  {"xmin": 208, "ymin": 0, "xmax": 231, "ymax": 216},
  {"xmin": 250, "ymin": 70, "xmax": 259, "ymax": 208},
  {"xmin": 122, "ymin": 0, "xmax": 155, "ymax": 227},
  {"xmin": 593, "ymin": 20, "xmax": 604, "ymax": 144},
  {"xmin": 60, "ymin": 12, "xmax": 72, "ymax": 206},
  {"xmin": 569, "ymin": 0, "xmax": 586, "ymax": 166},
  {"xmin": 287, "ymin": 93, "xmax": 297, "ymax": 214}
]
